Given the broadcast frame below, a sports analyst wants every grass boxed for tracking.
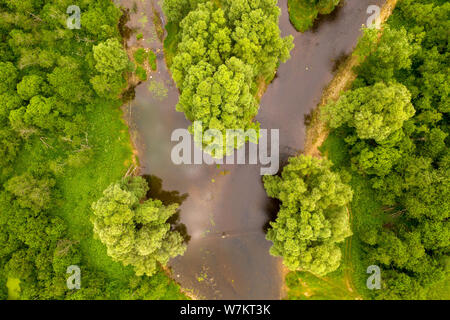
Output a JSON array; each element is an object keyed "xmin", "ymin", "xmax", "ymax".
[
  {"xmin": 163, "ymin": 22, "xmax": 179, "ymax": 69},
  {"xmin": 55, "ymin": 100, "xmax": 136, "ymax": 282},
  {"xmin": 136, "ymin": 66, "xmax": 148, "ymax": 81},
  {"xmin": 288, "ymin": 0, "xmax": 341, "ymax": 32},
  {"xmin": 286, "ymin": 269, "xmax": 356, "ymax": 300},
  {"xmin": 320, "ymin": 132, "xmax": 386, "ymax": 299}
]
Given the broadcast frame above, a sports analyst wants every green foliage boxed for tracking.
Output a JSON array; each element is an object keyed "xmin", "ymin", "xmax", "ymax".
[
  {"xmin": 133, "ymin": 48, "xmax": 147, "ymax": 65},
  {"xmin": 288, "ymin": 0, "xmax": 341, "ymax": 32},
  {"xmin": 264, "ymin": 155, "xmax": 353, "ymax": 276},
  {"xmin": 93, "ymin": 38, "xmax": 129, "ymax": 75},
  {"xmin": 16, "ymin": 75, "xmax": 45, "ymax": 101},
  {"xmin": 90, "ymin": 38, "xmax": 129, "ymax": 99},
  {"xmin": 0, "ymin": 0, "xmax": 186, "ymax": 300},
  {"xmin": 321, "ymin": 0, "xmax": 450, "ymax": 299},
  {"xmin": 354, "ymin": 26, "xmax": 416, "ymax": 84},
  {"xmin": 322, "ymin": 82, "xmax": 415, "ymax": 143},
  {"xmin": 148, "ymin": 50, "xmax": 157, "ymax": 71},
  {"xmin": 91, "ymin": 177, "xmax": 186, "ymax": 277},
  {"xmin": 4, "ymin": 173, "xmax": 54, "ymax": 213},
  {"xmin": 163, "ymin": 0, "xmax": 293, "ymax": 156},
  {"xmin": 135, "ymin": 66, "xmax": 148, "ymax": 81},
  {"xmin": 0, "ymin": 62, "xmax": 18, "ymax": 94}
]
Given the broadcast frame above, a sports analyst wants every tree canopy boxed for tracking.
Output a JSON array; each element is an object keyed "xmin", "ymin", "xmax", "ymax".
[
  {"xmin": 91, "ymin": 177, "xmax": 186, "ymax": 277},
  {"xmin": 264, "ymin": 155, "xmax": 353, "ymax": 276}
]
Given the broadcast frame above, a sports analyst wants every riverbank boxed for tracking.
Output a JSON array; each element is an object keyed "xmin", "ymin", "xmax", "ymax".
[{"xmin": 287, "ymin": 0, "xmax": 399, "ymax": 300}]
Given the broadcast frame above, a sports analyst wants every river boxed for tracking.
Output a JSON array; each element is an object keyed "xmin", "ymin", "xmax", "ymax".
[{"xmin": 120, "ymin": 0, "xmax": 385, "ymax": 300}]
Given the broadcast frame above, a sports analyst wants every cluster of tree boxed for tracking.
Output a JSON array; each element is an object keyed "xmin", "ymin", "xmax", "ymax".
[
  {"xmin": 163, "ymin": 0, "xmax": 293, "ymax": 156},
  {"xmin": 288, "ymin": 0, "xmax": 341, "ymax": 32},
  {"xmin": 0, "ymin": 0, "xmax": 184, "ymax": 300},
  {"xmin": 91, "ymin": 176, "xmax": 186, "ymax": 277},
  {"xmin": 264, "ymin": 155, "xmax": 353, "ymax": 276},
  {"xmin": 322, "ymin": 0, "xmax": 449, "ymax": 299}
]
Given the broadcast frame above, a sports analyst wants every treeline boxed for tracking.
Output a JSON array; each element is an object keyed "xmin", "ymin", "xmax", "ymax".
[
  {"xmin": 322, "ymin": 0, "xmax": 449, "ymax": 299},
  {"xmin": 288, "ymin": 0, "xmax": 341, "ymax": 32},
  {"xmin": 92, "ymin": 176, "xmax": 186, "ymax": 277},
  {"xmin": 0, "ymin": 0, "xmax": 184, "ymax": 300},
  {"xmin": 163, "ymin": 0, "xmax": 293, "ymax": 157}
]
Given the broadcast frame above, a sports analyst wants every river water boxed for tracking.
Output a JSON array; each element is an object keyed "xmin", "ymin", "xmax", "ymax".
[{"xmin": 121, "ymin": 0, "xmax": 384, "ymax": 299}]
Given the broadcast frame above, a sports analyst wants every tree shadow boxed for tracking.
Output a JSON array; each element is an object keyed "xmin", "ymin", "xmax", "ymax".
[
  {"xmin": 142, "ymin": 175, "xmax": 191, "ymax": 243},
  {"xmin": 311, "ymin": 1, "xmax": 345, "ymax": 33}
]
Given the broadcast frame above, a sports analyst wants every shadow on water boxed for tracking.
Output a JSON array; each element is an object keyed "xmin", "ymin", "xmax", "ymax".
[
  {"xmin": 331, "ymin": 51, "xmax": 351, "ymax": 73},
  {"xmin": 118, "ymin": 7, "xmax": 132, "ymax": 42},
  {"xmin": 143, "ymin": 175, "xmax": 191, "ymax": 244},
  {"xmin": 311, "ymin": 0, "xmax": 345, "ymax": 33}
]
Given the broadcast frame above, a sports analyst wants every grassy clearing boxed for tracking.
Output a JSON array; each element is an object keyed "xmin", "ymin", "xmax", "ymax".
[
  {"xmin": 321, "ymin": 133, "xmax": 385, "ymax": 299},
  {"xmin": 9, "ymin": 99, "xmax": 186, "ymax": 299},
  {"xmin": 285, "ymin": 268, "xmax": 357, "ymax": 300}
]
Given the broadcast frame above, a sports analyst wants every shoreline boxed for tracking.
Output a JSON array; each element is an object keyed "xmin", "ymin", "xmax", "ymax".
[{"xmin": 303, "ymin": 0, "xmax": 399, "ymax": 158}]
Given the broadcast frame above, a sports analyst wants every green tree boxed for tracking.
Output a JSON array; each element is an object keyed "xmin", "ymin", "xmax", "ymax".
[{"xmin": 91, "ymin": 177, "xmax": 186, "ymax": 277}]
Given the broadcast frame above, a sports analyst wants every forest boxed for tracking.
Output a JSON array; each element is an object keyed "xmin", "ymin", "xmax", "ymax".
[{"xmin": 0, "ymin": 0, "xmax": 185, "ymax": 299}]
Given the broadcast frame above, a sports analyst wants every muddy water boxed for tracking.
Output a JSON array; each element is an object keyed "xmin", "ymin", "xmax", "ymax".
[{"xmin": 121, "ymin": 0, "xmax": 385, "ymax": 299}]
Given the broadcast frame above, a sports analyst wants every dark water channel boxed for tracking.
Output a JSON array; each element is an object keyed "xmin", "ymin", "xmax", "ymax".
[{"xmin": 120, "ymin": 0, "xmax": 385, "ymax": 299}]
